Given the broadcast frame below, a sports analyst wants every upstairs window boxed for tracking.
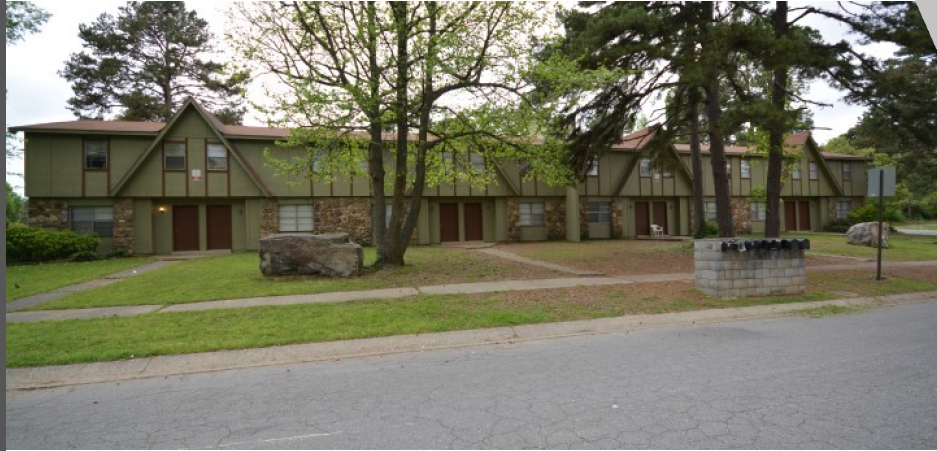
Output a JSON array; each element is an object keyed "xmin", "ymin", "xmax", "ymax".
[
  {"xmin": 587, "ymin": 201, "xmax": 610, "ymax": 224},
  {"xmin": 519, "ymin": 161, "xmax": 533, "ymax": 178},
  {"xmin": 519, "ymin": 202, "xmax": 545, "ymax": 226},
  {"xmin": 84, "ymin": 139, "xmax": 107, "ymax": 170},
  {"xmin": 741, "ymin": 160, "xmax": 751, "ymax": 179},
  {"xmin": 842, "ymin": 163, "xmax": 852, "ymax": 182},
  {"xmin": 70, "ymin": 206, "xmax": 113, "ymax": 237},
  {"xmin": 791, "ymin": 163, "xmax": 801, "ymax": 180},
  {"xmin": 809, "ymin": 161, "xmax": 818, "ymax": 180},
  {"xmin": 164, "ymin": 142, "xmax": 186, "ymax": 171},
  {"xmin": 639, "ymin": 158, "xmax": 651, "ymax": 177},
  {"xmin": 279, "ymin": 205, "xmax": 313, "ymax": 232},
  {"xmin": 471, "ymin": 154, "xmax": 486, "ymax": 171},
  {"xmin": 586, "ymin": 156, "xmax": 598, "ymax": 177},
  {"xmin": 207, "ymin": 143, "xmax": 228, "ymax": 171}
]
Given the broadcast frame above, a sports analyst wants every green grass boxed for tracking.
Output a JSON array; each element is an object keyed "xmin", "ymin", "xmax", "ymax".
[
  {"xmin": 766, "ymin": 232, "xmax": 937, "ymax": 261},
  {"xmin": 5, "ymin": 257, "xmax": 157, "ymax": 302},
  {"xmin": 32, "ymin": 246, "xmax": 560, "ymax": 310},
  {"xmin": 8, "ymin": 271, "xmax": 934, "ymax": 368},
  {"xmin": 791, "ymin": 305, "xmax": 867, "ymax": 317},
  {"xmin": 898, "ymin": 225, "xmax": 937, "ymax": 231}
]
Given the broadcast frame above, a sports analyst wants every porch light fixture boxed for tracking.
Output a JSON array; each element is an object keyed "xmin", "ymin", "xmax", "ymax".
[{"xmin": 157, "ymin": 206, "xmax": 168, "ymax": 214}]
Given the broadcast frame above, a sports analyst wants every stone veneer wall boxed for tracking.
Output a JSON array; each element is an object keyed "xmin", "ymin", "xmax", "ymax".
[
  {"xmin": 544, "ymin": 199, "xmax": 567, "ymax": 240},
  {"xmin": 27, "ymin": 199, "xmax": 69, "ymax": 230},
  {"xmin": 315, "ymin": 198, "xmax": 372, "ymax": 245},
  {"xmin": 259, "ymin": 198, "xmax": 279, "ymax": 238},
  {"xmin": 506, "ymin": 198, "xmax": 521, "ymax": 241},
  {"xmin": 579, "ymin": 200, "xmax": 589, "ymax": 240},
  {"xmin": 694, "ymin": 239, "xmax": 806, "ymax": 298},
  {"xmin": 113, "ymin": 199, "xmax": 134, "ymax": 253},
  {"xmin": 731, "ymin": 198, "xmax": 752, "ymax": 234}
]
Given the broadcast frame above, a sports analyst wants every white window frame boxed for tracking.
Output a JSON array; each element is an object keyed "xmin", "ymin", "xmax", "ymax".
[
  {"xmin": 70, "ymin": 206, "xmax": 114, "ymax": 237},
  {"xmin": 519, "ymin": 202, "xmax": 545, "ymax": 226},
  {"xmin": 750, "ymin": 201, "xmax": 766, "ymax": 221},
  {"xmin": 704, "ymin": 201, "xmax": 717, "ymax": 222},
  {"xmin": 587, "ymin": 201, "xmax": 610, "ymax": 224},
  {"xmin": 279, "ymin": 205, "xmax": 314, "ymax": 232},
  {"xmin": 639, "ymin": 158, "xmax": 651, "ymax": 178},
  {"xmin": 836, "ymin": 201, "xmax": 851, "ymax": 219},
  {"xmin": 740, "ymin": 159, "xmax": 751, "ymax": 179},
  {"xmin": 207, "ymin": 143, "xmax": 228, "ymax": 171}
]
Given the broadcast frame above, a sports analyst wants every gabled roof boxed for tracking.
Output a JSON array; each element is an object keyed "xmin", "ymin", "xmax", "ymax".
[
  {"xmin": 108, "ymin": 98, "xmax": 272, "ymax": 197},
  {"xmin": 8, "ymin": 120, "xmax": 164, "ymax": 135}
]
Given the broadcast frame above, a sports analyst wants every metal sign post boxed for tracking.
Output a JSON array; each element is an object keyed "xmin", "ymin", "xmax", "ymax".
[{"xmin": 868, "ymin": 167, "xmax": 896, "ymax": 281}]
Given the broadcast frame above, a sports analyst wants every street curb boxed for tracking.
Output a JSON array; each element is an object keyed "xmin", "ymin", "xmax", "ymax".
[{"xmin": 6, "ymin": 291, "xmax": 936, "ymax": 391}]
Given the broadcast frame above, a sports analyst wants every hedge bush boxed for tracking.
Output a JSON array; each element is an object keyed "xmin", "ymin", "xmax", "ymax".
[
  {"xmin": 6, "ymin": 224, "xmax": 100, "ymax": 263},
  {"xmin": 847, "ymin": 201, "xmax": 905, "ymax": 225},
  {"xmin": 822, "ymin": 218, "xmax": 852, "ymax": 233}
]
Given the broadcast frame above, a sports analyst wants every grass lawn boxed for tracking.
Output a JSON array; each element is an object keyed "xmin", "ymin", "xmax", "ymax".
[
  {"xmin": 789, "ymin": 232, "xmax": 937, "ymax": 261},
  {"xmin": 31, "ymin": 246, "xmax": 561, "ymax": 310},
  {"xmin": 5, "ymin": 257, "xmax": 157, "ymax": 302},
  {"xmin": 7, "ymin": 265, "xmax": 935, "ymax": 368},
  {"xmin": 496, "ymin": 240, "xmax": 697, "ymax": 275}
]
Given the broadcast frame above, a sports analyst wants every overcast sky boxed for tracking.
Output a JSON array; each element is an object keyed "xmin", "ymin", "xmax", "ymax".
[{"xmin": 3, "ymin": 1, "xmax": 915, "ymax": 191}]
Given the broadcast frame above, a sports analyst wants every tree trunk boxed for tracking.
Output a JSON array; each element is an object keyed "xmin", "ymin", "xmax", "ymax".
[
  {"xmin": 688, "ymin": 88, "xmax": 706, "ymax": 237},
  {"xmin": 702, "ymin": 2, "xmax": 734, "ymax": 238},
  {"xmin": 365, "ymin": 3, "xmax": 388, "ymax": 266},
  {"xmin": 764, "ymin": 1, "xmax": 788, "ymax": 238},
  {"xmin": 383, "ymin": 2, "xmax": 410, "ymax": 268}
]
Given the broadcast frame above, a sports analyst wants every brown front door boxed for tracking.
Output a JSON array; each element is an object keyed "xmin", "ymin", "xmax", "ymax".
[
  {"xmin": 172, "ymin": 205, "xmax": 199, "ymax": 251},
  {"xmin": 207, "ymin": 205, "xmax": 232, "ymax": 250},
  {"xmin": 439, "ymin": 203, "xmax": 459, "ymax": 242},
  {"xmin": 653, "ymin": 202, "xmax": 668, "ymax": 234},
  {"xmin": 784, "ymin": 201, "xmax": 797, "ymax": 232},
  {"xmin": 463, "ymin": 203, "xmax": 483, "ymax": 241},
  {"xmin": 798, "ymin": 201, "xmax": 811, "ymax": 231},
  {"xmin": 635, "ymin": 202, "xmax": 650, "ymax": 236}
]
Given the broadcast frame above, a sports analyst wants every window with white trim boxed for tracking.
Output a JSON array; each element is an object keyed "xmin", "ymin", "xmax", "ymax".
[
  {"xmin": 587, "ymin": 202, "xmax": 610, "ymax": 224},
  {"xmin": 639, "ymin": 158, "xmax": 651, "ymax": 177},
  {"xmin": 750, "ymin": 201, "xmax": 766, "ymax": 221},
  {"xmin": 836, "ymin": 201, "xmax": 851, "ymax": 219},
  {"xmin": 70, "ymin": 206, "xmax": 113, "ymax": 237},
  {"xmin": 279, "ymin": 205, "xmax": 314, "ymax": 232},
  {"xmin": 741, "ymin": 160, "xmax": 751, "ymax": 179},
  {"xmin": 164, "ymin": 142, "xmax": 186, "ymax": 170},
  {"xmin": 207, "ymin": 143, "xmax": 227, "ymax": 170},
  {"xmin": 586, "ymin": 156, "xmax": 598, "ymax": 176},
  {"xmin": 809, "ymin": 161, "xmax": 818, "ymax": 180},
  {"xmin": 519, "ymin": 202, "xmax": 545, "ymax": 226},
  {"xmin": 704, "ymin": 201, "xmax": 717, "ymax": 222},
  {"xmin": 84, "ymin": 140, "xmax": 107, "ymax": 170}
]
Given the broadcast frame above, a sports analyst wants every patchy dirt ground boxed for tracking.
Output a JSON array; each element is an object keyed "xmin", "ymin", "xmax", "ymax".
[
  {"xmin": 493, "ymin": 240, "xmax": 862, "ymax": 276},
  {"xmin": 468, "ymin": 266, "xmax": 937, "ymax": 320}
]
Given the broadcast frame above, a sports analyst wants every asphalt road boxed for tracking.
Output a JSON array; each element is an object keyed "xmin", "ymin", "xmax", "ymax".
[{"xmin": 7, "ymin": 301, "xmax": 937, "ymax": 449}]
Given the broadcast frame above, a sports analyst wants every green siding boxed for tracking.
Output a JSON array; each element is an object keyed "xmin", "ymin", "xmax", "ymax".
[{"xmin": 133, "ymin": 199, "xmax": 153, "ymax": 253}]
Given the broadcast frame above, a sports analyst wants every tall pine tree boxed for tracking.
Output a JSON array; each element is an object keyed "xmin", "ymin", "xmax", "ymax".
[{"xmin": 61, "ymin": 2, "xmax": 248, "ymax": 124}]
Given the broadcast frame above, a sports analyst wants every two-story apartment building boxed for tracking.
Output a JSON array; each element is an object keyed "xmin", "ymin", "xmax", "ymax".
[{"xmin": 11, "ymin": 99, "xmax": 869, "ymax": 254}]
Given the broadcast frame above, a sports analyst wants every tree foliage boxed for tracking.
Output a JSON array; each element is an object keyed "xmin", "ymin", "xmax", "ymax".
[
  {"xmin": 61, "ymin": 1, "xmax": 248, "ymax": 123},
  {"xmin": 5, "ymin": 1, "xmax": 49, "ymax": 45},
  {"xmin": 233, "ymin": 1, "xmax": 570, "ymax": 267},
  {"xmin": 6, "ymin": 182, "xmax": 26, "ymax": 225}
]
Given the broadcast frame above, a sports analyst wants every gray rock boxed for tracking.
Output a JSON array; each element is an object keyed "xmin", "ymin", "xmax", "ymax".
[
  {"xmin": 259, "ymin": 233, "xmax": 363, "ymax": 278},
  {"xmin": 846, "ymin": 221, "xmax": 890, "ymax": 248}
]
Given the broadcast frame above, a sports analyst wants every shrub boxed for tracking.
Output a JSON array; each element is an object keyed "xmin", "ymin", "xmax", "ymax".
[
  {"xmin": 847, "ymin": 201, "xmax": 905, "ymax": 224},
  {"xmin": 823, "ymin": 218, "xmax": 852, "ymax": 233},
  {"xmin": 6, "ymin": 224, "xmax": 100, "ymax": 263},
  {"xmin": 695, "ymin": 221, "xmax": 719, "ymax": 239},
  {"xmin": 107, "ymin": 248, "xmax": 132, "ymax": 259}
]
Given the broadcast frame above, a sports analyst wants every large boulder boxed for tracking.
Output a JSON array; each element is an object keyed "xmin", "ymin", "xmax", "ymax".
[
  {"xmin": 846, "ymin": 222, "xmax": 890, "ymax": 248},
  {"xmin": 259, "ymin": 233, "xmax": 363, "ymax": 278}
]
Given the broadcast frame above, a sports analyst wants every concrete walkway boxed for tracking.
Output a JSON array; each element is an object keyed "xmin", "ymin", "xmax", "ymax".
[
  {"xmin": 8, "ymin": 259, "xmax": 936, "ymax": 324},
  {"xmin": 8, "ymin": 290, "xmax": 936, "ymax": 391},
  {"xmin": 5, "ymin": 260, "xmax": 181, "ymax": 313},
  {"xmin": 477, "ymin": 248, "xmax": 602, "ymax": 276}
]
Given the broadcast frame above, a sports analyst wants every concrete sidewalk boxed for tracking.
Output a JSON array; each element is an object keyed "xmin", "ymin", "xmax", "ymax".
[
  {"xmin": 8, "ymin": 290, "xmax": 936, "ymax": 391},
  {"xmin": 7, "ymin": 259, "xmax": 935, "ymax": 323}
]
